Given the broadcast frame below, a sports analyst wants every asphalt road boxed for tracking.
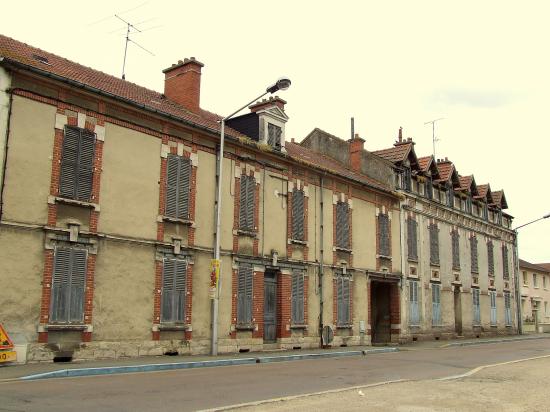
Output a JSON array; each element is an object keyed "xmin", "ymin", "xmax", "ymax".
[{"xmin": 1, "ymin": 339, "xmax": 550, "ymax": 412}]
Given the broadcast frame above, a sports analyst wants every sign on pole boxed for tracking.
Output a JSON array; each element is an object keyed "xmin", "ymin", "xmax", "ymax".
[{"xmin": 209, "ymin": 259, "xmax": 220, "ymax": 299}]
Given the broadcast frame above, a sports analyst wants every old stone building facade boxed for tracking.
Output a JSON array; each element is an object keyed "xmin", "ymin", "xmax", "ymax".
[{"xmin": 0, "ymin": 34, "xmax": 516, "ymax": 362}]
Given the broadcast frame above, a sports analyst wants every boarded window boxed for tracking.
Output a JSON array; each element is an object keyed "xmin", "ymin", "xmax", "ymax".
[
  {"xmin": 432, "ymin": 283, "xmax": 441, "ymax": 326},
  {"xmin": 59, "ymin": 126, "xmax": 95, "ymax": 201},
  {"xmin": 335, "ymin": 201, "xmax": 350, "ymax": 249},
  {"xmin": 165, "ymin": 154, "xmax": 192, "ymax": 220},
  {"xmin": 267, "ymin": 123, "xmax": 282, "ymax": 150},
  {"xmin": 409, "ymin": 280, "xmax": 420, "ymax": 325},
  {"xmin": 50, "ymin": 247, "xmax": 87, "ymax": 323},
  {"xmin": 292, "ymin": 190, "xmax": 305, "ymax": 241},
  {"xmin": 472, "ymin": 288, "xmax": 481, "ymax": 325},
  {"xmin": 237, "ymin": 263, "xmax": 253, "ymax": 324},
  {"xmin": 291, "ymin": 269, "xmax": 305, "ymax": 324},
  {"xmin": 161, "ymin": 257, "xmax": 187, "ymax": 323},
  {"xmin": 239, "ymin": 175, "xmax": 256, "ymax": 231},
  {"xmin": 490, "ymin": 291, "xmax": 497, "ymax": 326},
  {"xmin": 470, "ymin": 236, "xmax": 478, "ymax": 273},
  {"xmin": 487, "ymin": 241, "xmax": 494, "ymax": 275},
  {"xmin": 429, "ymin": 223, "xmax": 440, "ymax": 265},
  {"xmin": 502, "ymin": 246, "xmax": 509, "ymax": 280},
  {"xmin": 407, "ymin": 217, "xmax": 418, "ymax": 260},
  {"xmin": 378, "ymin": 213, "xmax": 390, "ymax": 256},
  {"xmin": 336, "ymin": 274, "xmax": 351, "ymax": 326},
  {"xmin": 451, "ymin": 230, "xmax": 460, "ymax": 270}
]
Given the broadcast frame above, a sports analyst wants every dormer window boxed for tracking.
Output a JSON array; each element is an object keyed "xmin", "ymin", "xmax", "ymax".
[{"xmin": 267, "ymin": 123, "xmax": 282, "ymax": 150}]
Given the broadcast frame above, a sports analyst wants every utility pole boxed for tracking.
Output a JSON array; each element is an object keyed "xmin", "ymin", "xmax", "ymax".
[{"xmin": 424, "ymin": 118, "xmax": 445, "ymax": 159}]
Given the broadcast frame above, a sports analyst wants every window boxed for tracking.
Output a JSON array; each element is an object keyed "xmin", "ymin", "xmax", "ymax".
[
  {"xmin": 523, "ymin": 271, "xmax": 528, "ymax": 286},
  {"xmin": 165, "ymin": 154, "xmax": 192, "ymax": 220},
  {"xmin": 472, "ymin": 288, "xmax": 481, "ymax": 325},
  {"xmin": 407, "ymin": 217, "xmax": 418, "ymax": 261},
  {"xmin": 237, "ymin": 263, "xmax": 253, "ymax": 325},
  {"xmin": 490, "ymin": 290, "xmax": 497, "ymax": 326},
  {"xmin": 50, "ymin": 247, "xmax": 87, "ymax": 323},
  {"xmin": 335, "ymin": 201, "xmax": 350, "ymax": 249},
  {"xmin": 502, "ymin": 246, "xmax": 509, "ymax": 280},
  {"xmin": 544, "ymin": 275, "xmax": 547, "ymax": 289},
  {"xmin": 429, "ymin": 223, "xmax": 439, "ymax": 265},
  {"xmin": 402, "ymin": 168, "xmax": 411, "ymax": 191},
  {"xmin": 336, "ymin": 274, "xmax": 351, "ymax": 326},
  {"xmin": 291, "ymin": 269, "xmax": 305, "ymax": 324},
  {"xmin": 432, "ymin": 283, "xmax": 442, "ymax": 326},
  {"xmin": 533, "ymin": 273, "xmax": 538, "ymax": 288},
  {"xmin": 378, "ymin": 213, "xmax": 390, "ymax": 256},
  {"xmin": 161, "ymin": 257, "xmax": 187, "ymax": 323},
  {"xmin": 239, "ymin": 175, "xmax": 256, "ymax": 231},
  {"xmin": 545, "ymin": 301, "xmax": 548, "ymax": 316},
  {"xmin": 451, "ymin": 229, "xmax": 460, "ymax": 270},
  {"xmin": 426, "ymin": 178, "xmax": 433, "ymax": 200},
  {"xmin": 59, "ymin": 126, "xmax": 95, "ymax": 201},
  {"xmin": 291, "ymin": 190, "xmax": 305, "ymax": 241},
  {"xmin": 446, "ymin": 186, "xmax": 454, "ymax": 207},
  {"xmin": 487, "ymin": 240, "xmax": 494, "ymax": 275},
  {"xmin": 267, "ymin": 123, "xmax": 282, "ymax": 150},
  {"xmin": 470, "ymin": 235, "xmax": 478, "ymax": 273},
  {"xmin": 409, "ymin": 280, "xmax": 420, "ymax": 325},
  {"xmin": 504, "ymin": 292, "xmax": 512, "ymax": 326}
]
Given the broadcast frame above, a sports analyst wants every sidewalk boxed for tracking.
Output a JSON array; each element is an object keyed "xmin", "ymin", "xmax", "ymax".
[{"xmin": 1, "ymin": 333, "xmax": 547, "ymax": 381}]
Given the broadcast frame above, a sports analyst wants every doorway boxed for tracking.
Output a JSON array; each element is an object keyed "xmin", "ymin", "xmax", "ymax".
[
  {"xmin": 263, "ymin": 271, "xmax": 277, "ymax": 342},
  {"xmin": 371, "ymin": 281, "xmax": 391, "ymax": 344},
  {"xmin": 454, "ymin": 286, "xmax": 462, "ymax": 336}
]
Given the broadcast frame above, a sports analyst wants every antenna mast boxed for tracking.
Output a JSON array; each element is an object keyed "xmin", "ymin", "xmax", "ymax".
[
  {"xmin": 115, "ymin": 14, "xmax": 155, "ymax": 80},
  {"xmin": 424, "ymin": 117, "xmax": 445, "ymax": 158}
]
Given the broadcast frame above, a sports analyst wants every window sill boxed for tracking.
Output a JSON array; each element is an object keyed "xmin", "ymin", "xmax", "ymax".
[
  {"xmin": 430, "ymin": 262, "xmax": 440, "ymax": 267},
  {"xmin": 46, "ymin": 323, "xmax": 87, "ymax": 331},
  {"xmin": 236, "ymin": 229, "xmax": 258, "ymax": 238},
  {"xmin": 335, "ymin": 246, "xmax": 352, "ymax": 253},
  {"xmin": 290, "ymin": 324, "xmax": 308, "ymax": 330},
  {"xmin": 235, "ymin": 324, "xmax": 255, "ymax": 331},
  {"xmin": 407, "ymin": 257, "xmax": 418, "ymax": 263},
  {"xmin": 376, "ymin": 254, "xmax": 392, "ymax": 260},
  {"xmin": 336, "ymin": 324, "xmax": 353, "ymax": 329},
  {"xmin": 158, "ymin": 323, "xmax": 191, "ymax": 331},
  {"xmin": 49, "ymin": 195, "xmax": 100, "ymax": 211},
  {"xmin": 161, "ymin": 216, "xmax": 194, "ymax": 225},
  {"xmin": 289, "ymin": 239, "xmax": 308, "ymax": 246}
]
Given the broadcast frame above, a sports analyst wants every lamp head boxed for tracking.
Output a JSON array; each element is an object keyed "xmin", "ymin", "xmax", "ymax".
[{"xmin": 266, "ymin": 77, "xmax": 291, "ymax": 94}]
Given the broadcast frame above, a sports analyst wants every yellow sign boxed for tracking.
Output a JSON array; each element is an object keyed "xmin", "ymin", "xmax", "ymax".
[
  {"xmin": 0, "ymin": 324, "xmax": 14, "ymax": 351},
  {"xmin": 209, "ymin": 259, "xmax": 220, "ymax": 299},
  {"xmin": 0, "ymin": 351, "xmax": 16, "ymax": 363}
]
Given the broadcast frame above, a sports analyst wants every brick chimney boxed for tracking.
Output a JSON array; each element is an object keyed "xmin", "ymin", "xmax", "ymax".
[
  {"xmin": 163, "ymin": 57, "xmax": 204, "ymax": 112},
  {"xmin": 348, "ymin": 133, "xmax": 365, "ymax": 172},
  {"xmin": 249, "ymin": 96, "xmax": 286, "ymax": 113}
]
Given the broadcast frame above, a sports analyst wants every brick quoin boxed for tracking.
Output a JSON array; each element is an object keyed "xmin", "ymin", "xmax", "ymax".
[
  {"xmin": 390, "ymin": 282, "xmax": 401, "ymax": 333},
  {"xmin": 81, "ymin": 254, "xmax": 96, "ymax": 341},
  {"xmin": 252, "ymin": 271, "xmax": 265, "ymax": 339},
  {"xmin": 277, "ymin": 272, "xmax": 291, "ymax": 339},
  {"xmin": 367, "ymin": 280, "xmax": 372, "ymax": 335},
  {"xmin": 152, "ymin": 260, "xmax": 163, "ymax": 340},
  {"xmin": 38, "ymin": 250, "xmax": 54, "ymax": 343},
  {"xmin": 230, "ymin": 268, "xmax": 237, "ymax": 339},
  {"xmin": 184, "ymin": 263, "xmax": 194, "ymax": 340}
]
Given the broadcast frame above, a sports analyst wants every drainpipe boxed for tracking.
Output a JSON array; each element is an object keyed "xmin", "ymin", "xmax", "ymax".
[
  {"xmin": 0, "ymin": 83, "xmax": 13, "ymax": 221},
  {"xmin": 514, "ymin": 231, "xmax": 522, "ymax": 334},
  {"xmin": 318, "ymin": 174, "xmax": 325, "ymax": 346}
]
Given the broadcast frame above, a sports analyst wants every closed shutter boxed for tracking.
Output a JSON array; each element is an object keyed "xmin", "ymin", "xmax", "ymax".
[
  {"xmin": 378, "ymin": 214, "xmax": 390, "ymax": 256},
  {"xmin": 161, "ymin": 257, "xmax": 187, "ymax": 323},
  {"xmin": 502, "ymin": 246, "xmax": 509, "ymax": 280},
  {"xmin": 292, "ymin": 190, "xmax": 305, "ymax": 240},
  {"xmin": 239, "ymin": 175, "xmax": 255, "ymax": 231},
  {"xmin": 432, "ymin": 283, "xmax": 441, "ymax": 326},
  {"xmin": 337, "ymin": 275, "xmax": 350, "ymax": 326},
  {"xmin": 408, "ymin": 218, "xmax": 418, "ymax": 260},
  {"xmin": 490, "ymin": 291, "xmax": 497, "ymax": 325},
  {"xmin": 473, "ymin": 289, "xmax": 480, "ymax": 324},
  {"xmin": 487, "ymin": 241, "xmax": 494, "ymax": 275},
  {"xmin": 59, "ymin": 127, "xmax": 95, "ymax": 201},
  {"xmin": 291, "ymin": 270, "xmax": 305, "ymax": 324},
  {"xmin": 452, "ymin": 230, "xmax": 460, "ymax": 270},
  {"xmin": 237, "ymin": 264, "xmax": 253, "ymax": 324},
  {"xmin": 470, "ymin": 236, "xmax": 478, "ymax": 273},
  {"xmin": 50, "ymin": 247, "xmax": 87, "ymax": 323},
  {"xmin": 77, "ymin": 130, "xmax": 95, "ymax": 201},
  {"xmin": 165, "ymin": 155, "xmax": 179, "ymax": 218},
  {"xmin": 409, "ymin": 280, "xmax": 419, "ymax": 325},
  {"xmin": 430, "ymin": 224, "xmax": 440, "ymax": 265},
  {"xmin": 336, "ymin": 202, "xmax": 349, "ymax": 249},
  {"xmin": 178, "ymin": 159, "xmax": 191, "ymax": 219},
  {"xmin": 165, "ymin": 155, "xmax": 191, "ymax": 219}
]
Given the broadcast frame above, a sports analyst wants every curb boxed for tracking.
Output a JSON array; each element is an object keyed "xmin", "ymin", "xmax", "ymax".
[
  {"xmin": 440, "ymin": 335, "xmax": 550, "ymax": 348},
  {"xmin": 18, "ymin": 347, "xmax": 398, "ymax": 381}
]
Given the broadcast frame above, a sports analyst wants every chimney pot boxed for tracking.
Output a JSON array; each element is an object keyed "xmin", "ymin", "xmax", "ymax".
[
  {"xmin": 163, "ymin": 57, "xmax": 205, "ymax": 112},
  {"xmin": 398, "ymin": 127, "xmax": 403, "ymax": 142},
  {"xmin": 291, "ymin": 138, "xmax": 295, "ymax": 143}
]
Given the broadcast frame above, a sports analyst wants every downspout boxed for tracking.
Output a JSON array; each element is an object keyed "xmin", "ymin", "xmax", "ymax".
[
  {"xmin": 514, "ymin": 231, "xmax": 522, "ymax": 334},
  {"xmin": 318, "ymin": 174, "xmax": 324, "ymax": 346},
  {"xmin": 0, "ymin": 80, "xmax": 13, "ymax": 221}
]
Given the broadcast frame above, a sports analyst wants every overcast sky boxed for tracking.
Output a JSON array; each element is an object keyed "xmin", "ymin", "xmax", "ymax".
[{"xmin": 4, "ymin": 0, "xmax": 549, "ymax": 262}]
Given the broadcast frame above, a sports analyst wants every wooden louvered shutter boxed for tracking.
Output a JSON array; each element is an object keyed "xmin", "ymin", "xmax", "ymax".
[
  {"xmin": 237, "ymin": 264, "xmax": 253, "ymax": 324},
  {"xmin": 407, "ymin": 218, "xmax": 418, "ymax": 260},
  {"xmin": 337, "ymin": 276, "xmax": 343, "ymax": 325},
  {"xmin": 246, "ymin": 176, "xmax": 255, "ymax": 230},
  {"xmin": 291, "ymin": 270, "xmax": 305, "ymax": 324},
  {"xmin": 452, "ymin": 231, "xmax": 460, "ymax": 270},
  {"xmin": 488, "ymin": 242, "xmax": 494, "ymax": 275},
  {"xmin": 77, "ymin": 130, "xmax": 95, "ymax": 201},
  {"xmin": 59, "ymin": 127, "xmax": 80, "ymax": 199},
  {"xmin": 292, "ymin": 190, "xmax": 305, "ymax": 240},
  {"xmin": 161, "ymin": 258, "xmax": 176, "ymax": 322},
  {"xmin": 471, "ymin": 237, "xmax": 478, "ymax": 273},
  {"xmin": 502, "ymin": 246, "xmax": 509, "ymax": 279},
  {"xmin": 174, "ymin": 259, "xmax": 187, "ymax": 322},
  {"xmin": 430, "ymin": 224, "xmax": 439, "ymax": 265},
  {"xmin": 51, "ymin": 248, "xmax": 72, "ymax": 322},
  {"xmin": 378, "ymin": 214, "xmax": 390, "ymax": 256},
  {"xmin": 165, "ymin": 155, "xmax": 179, "ymax": 218},
  {"xmin": 68, "ymin": 249, "xmax": 87, "ymax": 322},
  {"xmin": 342, "ymin": 277, "xmax": 350, "ymax": 325},
  {"xmin": 336, "ymin": 202, "xmax": 349, "ymax": 249},
  {"xmin": 178, "ymin": 158, "xmax": 191, "ymax": 220}
]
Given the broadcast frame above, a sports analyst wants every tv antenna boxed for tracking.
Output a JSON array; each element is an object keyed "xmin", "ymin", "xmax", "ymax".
[
  {"xmin": 424, "ymin": 117, "xmax": 445, "ymax": 159},
  {"xmin": 115, "ymin": 14, "xmax": 155, "ymax": 80}
]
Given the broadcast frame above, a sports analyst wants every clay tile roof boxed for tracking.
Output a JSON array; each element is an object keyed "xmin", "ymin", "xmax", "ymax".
[
  {"xmin": 537, "ymin": 263, "xmax": 550, "ymax": 271},
  {"xmin": 0, "ymin": 34, "xmax": 244, "ymax": 138},
  {"xmin": 418, "ymin": 156, "xmax": 432, "ymax": 172},
  {"xmin": 476, "ymin": 184, "xmax": 489, "ymax": 198},
  {"xmin": 491, "ymin": 190, "xmax": 503, "ymax": 204},
  {"xmin": 519, "ymin": 259, "xmax": 550, "ymax": 273},
  {"xmin": 458, "ymin": 175, "xmax": 473, "ymax": 190},
  {"xmin": 372, "ymin": 142, "xmax": 412, "ymax": 163},
  {"xmin": 285, "ymin": 142, "xmax": 390, "ymax": 192},
  {"xmin": 435, "ymin": 161, "xmax": 454, "ymax": 182}
]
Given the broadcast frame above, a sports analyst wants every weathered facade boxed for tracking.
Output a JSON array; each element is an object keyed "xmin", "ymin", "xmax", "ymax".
[{"xmin": 373, "ymin": 131, "xmax": 517, "ymax": 340}]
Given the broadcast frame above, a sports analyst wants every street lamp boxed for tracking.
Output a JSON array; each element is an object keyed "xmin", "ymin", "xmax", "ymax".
[
  {"xmin": 513, "ymin": 212, "xmax": 550, "ymax": 335},
  {"xmin": 211, "ymin": 77, "xmax": 291, "ymax": 356}
]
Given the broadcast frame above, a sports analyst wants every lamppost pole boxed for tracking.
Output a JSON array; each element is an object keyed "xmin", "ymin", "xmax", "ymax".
[
  {"xmin": 211, "ymin": 78, "xmax": 291, "ymax": 356},
  {"xmin": 513, "ymin": 213, "xmax": 550, "ymax": 335}
]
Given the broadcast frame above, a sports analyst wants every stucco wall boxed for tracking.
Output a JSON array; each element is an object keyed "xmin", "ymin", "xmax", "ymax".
[
  {"xmin": 260, "ymin": 171, "xmax": 288, "ymax": 257},
  {"xmin": 2, "ymin": 96, "xmax": 55, "ymax": 224},
  {"xmin": 0, "ymin": 67, "xmax": 11, "ymax": 195},
  {"xmin": 194, "ymin": 150, "xmax": 216, "ymax": 248},
  {"xmin": 98, "ymin": 123, "xmax": 160, "ymax": 240}
]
